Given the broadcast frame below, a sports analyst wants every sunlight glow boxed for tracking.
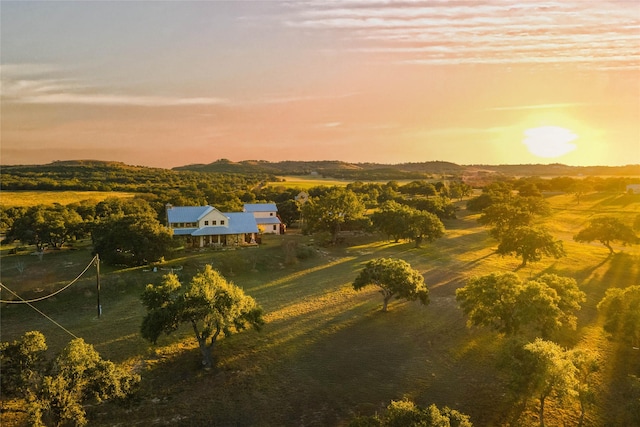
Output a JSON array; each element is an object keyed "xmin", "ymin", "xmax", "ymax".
[{"xmin": 522, "ymin": 126, "xmax": 578, "ymax": 158}]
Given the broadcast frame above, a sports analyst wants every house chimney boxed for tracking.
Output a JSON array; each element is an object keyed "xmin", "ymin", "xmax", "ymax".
[{"xmin": 165, "ymin": 203, "xmax": 173, "ymax": 226}]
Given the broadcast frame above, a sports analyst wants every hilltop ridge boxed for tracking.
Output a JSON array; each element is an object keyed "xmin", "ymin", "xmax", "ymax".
[
  {"xmin": 3, "ymin": 159, "xmax": 638, "ymax": 181},
  {"xmin": 173, "ymin": 159, "xmax": 639, "ymax": 178}
]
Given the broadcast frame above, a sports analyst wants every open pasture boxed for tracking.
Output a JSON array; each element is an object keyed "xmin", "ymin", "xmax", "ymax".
[
  {"xmin": 0, "ymin": 190, "xmax": 137, "ymax": 207},
  {"xmin": 270, "ymin": 176, "xmax": 414, "ymax": 190},
  {"xmin": 270, "ymin": 176, "xmax": 352, "ymax": 189},
  {"xmin": 1, "ymin": 192, "xmax": 639, "ymax": 426}
]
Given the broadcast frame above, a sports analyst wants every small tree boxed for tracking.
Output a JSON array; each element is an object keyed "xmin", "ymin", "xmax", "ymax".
[
  {"xmin": 302, "ymin": 187, "xmax": 365, "ymax": 244},
  {"xmin": 407, "ymin": 210, "xmax": 445, "ymax": 248},
  {"xmin": 522, "ymin": 339, "xmax": 578, "ymax": 427},
  {"xmin": 570, "ymin": 349, "xmax": 600, "ymax": 427},
  {"xmin": 568, "ymin": 181, "xmax": 592, "ymax": 205},
  {"xmin": 0, "ymin": 332, "xmax": 139, "ymax": 427},
  {"xmin": 597, "ymin": 285, "xmax": 640, "ymax": 346},
  {"xmin": 348, "ymin": 398, "xmax": 472, "ymax": 427},
  {"xmin": 371, "ymin": 201, "xmax": 413, "ymax": 242},
  {"xmin": 141, "ymin": 265, "xmax": 264, "ymax": 369},
  {"xmin": 574, "ymin": 216, "xmax": 637, "ymax": 254},
  {"xmin": 0, "ymin": 330, "xmax": 48, "ymax": 397},
  {"xmin": 449, "ymin": 181, "xmax": 472, "ymax": 201},
  {"xmin": 353, "ymin": 258, "xmax": 429, "ymax": 312},
  {"xmin": 478, "ymin": 202, "xmax": 534, "ymax": 239},
  {"xmin": 457, "ymin": 272, "xmax": 524, "ymax": 335},
  {"xmin": 496, "ymin": 226, "xmax": 565, "ymax": 267},
  {"xmin": 372, "ymin": 202, "xmax": 445, "ymax": 247}
]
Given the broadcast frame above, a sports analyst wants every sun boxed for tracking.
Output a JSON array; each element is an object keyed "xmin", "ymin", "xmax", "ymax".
[{"xmin": 522, "ymin": 126, "xmax": 578, "ymax": 158}]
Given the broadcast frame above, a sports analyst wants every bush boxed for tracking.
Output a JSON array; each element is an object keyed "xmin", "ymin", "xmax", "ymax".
[{"xmin": 296, "ymin": 244, "xmax": 316, "ymax": 260}]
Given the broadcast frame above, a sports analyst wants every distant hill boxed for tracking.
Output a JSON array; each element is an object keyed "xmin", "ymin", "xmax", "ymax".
[
  {"xmin": 174, "ymin": 159, "xmax": 466, "ymax": 179},
  {"xmin": 174, "ymin": 159, "xmax": 638, "ymax": 179},
  {"xmin": 3, "ymin": 160, "xmax": 638, "ymax": 186},
  {"xmin": 0, "ymin": 160, "xmax": 268, "ymax": 192}
]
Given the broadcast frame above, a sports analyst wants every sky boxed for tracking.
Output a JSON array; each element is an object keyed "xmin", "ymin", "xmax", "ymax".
[{"xmin": 1, "ymin": 0, "xmax": 639, "ymax": 169}]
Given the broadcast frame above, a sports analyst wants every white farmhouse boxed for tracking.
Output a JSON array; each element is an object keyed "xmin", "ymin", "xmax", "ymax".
[
  {"xmin": 626, "ymin": 184, "xmax": 640, "ymax": 194},
  {"xmin": 243, "ymin": 203, "xmax": 284, "ymax": 234},
  {"xmin": 166, "ymin": 205, "xmax": 259, "ymax": 248}
]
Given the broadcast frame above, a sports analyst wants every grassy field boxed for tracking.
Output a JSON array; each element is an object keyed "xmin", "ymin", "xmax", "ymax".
[
  {"xmin": 269, "ymin": 176, "xmax": 353, "ymax": 189},
  {"xmin": 0, "ymin": 191, "xmax": 136, "ymax": 207},
  {"xmin": 1, "ymin": 192, "xmax": 639, "ymax": 426},
  {"xmin": 270, "ymin": 176, "xmax": 414, "ymax": 189}
]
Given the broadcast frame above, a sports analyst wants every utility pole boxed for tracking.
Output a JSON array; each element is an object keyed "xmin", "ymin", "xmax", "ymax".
[{"xmin": 95, "ymin": 254, "xmax": 101, "ymax": 318}]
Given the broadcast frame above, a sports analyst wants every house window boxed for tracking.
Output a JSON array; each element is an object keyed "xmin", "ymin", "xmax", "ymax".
[
  {"xmin": 273, "ymin": 225, "xmax": 277, "ymax": 231},
  {"xmin": 212, "ymin": 220, "xmax": 217, "ymax": 225},
  {"xmin": 204, "ymin": 221, "xmax": 209, "ymax": 226},
  {"xmin": 221, "ymin": 220, "xmax": 225, "ymax": 225},
  {"xmin": 270, "ymin": 212, "xmax": 274, "ymax": 216}
]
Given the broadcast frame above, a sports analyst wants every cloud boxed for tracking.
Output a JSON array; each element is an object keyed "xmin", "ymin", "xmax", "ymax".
[
  {"xmin": 14, "ymin": 92, "xmax": 229, "ymax": 107},
  {"xmin": 0, "ymin": 64, "xmax": 360, "ymax": 108},
  {"xmin": 242, "ymin": 92, "xmax": 359, "ymax": 105},
  {"xmin": 487, "ymin": 103, "xmax": 588, "ymax": 111},
  {"xmin": 321, "ymin": 121, "xmax": 342, "ymax": 127},
  {"xmin": 1, "ymin": 66, "xmax": 229, "ymax": 107},
  {"xmin": 283, "ymin": 1, "xmax": 640, "ymax": 69}
]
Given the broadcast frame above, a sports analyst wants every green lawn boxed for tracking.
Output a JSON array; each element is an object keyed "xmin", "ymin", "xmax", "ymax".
[{"xmin": 1, "ymin": 192, "xmax": 639, "ymax": 426}]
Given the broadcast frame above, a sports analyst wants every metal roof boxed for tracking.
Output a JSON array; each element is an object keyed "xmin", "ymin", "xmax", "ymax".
[
  {"xmin": 172, "ymin": 228, "xmax": 198, "ymax": 236},
  {"xmin": 244, "ymin": 203, "xmax": 278, "ymax": 213},
  {"xmin": 168, "ymin": 206, "xmax": 259, "ymax": 237},
  {"xmin": 167, "ymin": 206, "xmax": 214, "ymax": 223},
  {"xmin": 255, "ymin": 217, "xmax": 282, "ymax": 225},
  {"xmin": 189, "ymin": 213, "xmax": 258, "ymax": 236},
  {"xmin": 224, "ymin": 212, "xmax": 260, "ymax": 234}
]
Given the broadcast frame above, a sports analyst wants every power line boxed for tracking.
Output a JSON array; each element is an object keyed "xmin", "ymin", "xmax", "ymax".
[
  {"xmin": 0, "ymin": 282, "xmax": 78, "ymax": 340},
  {"xmin": 0, "ymin": 255, "xmax": 98, "ymax": 304}
]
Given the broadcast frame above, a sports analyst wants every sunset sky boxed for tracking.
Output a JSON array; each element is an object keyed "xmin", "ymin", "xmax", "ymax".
[{"xmin": 1, "ymin": 1, "xmax": 639, "ymax": 168}]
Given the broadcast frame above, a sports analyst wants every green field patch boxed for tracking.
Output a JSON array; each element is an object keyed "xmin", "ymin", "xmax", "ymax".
[
  {"xmin": 0, "ymin": 190, "xmax": 137, "ymax": 207},
  {"xmin": 268, "ymin": 175, "xmax": 413, "ymax": 189},
  {"xmin": 268, "ymin": 176, "xmax": 351, "ymax": 189}
]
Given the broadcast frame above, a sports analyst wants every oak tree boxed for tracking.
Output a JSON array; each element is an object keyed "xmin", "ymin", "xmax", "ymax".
[
  {"xmin": 496, "ymin": 226, "xmax": 565, "ymax": 267},
  {"xmin": 570, "ymin": 349, "xmax": 600, "ymax": 427},
  {"xmin": 353, "ymin": 258, "xmax": 428, "ymax": 312},
  {"xmin": 597, "ymin": 285, "xmax": 640, "ymax": 346},
  {"xmin": 92, "ymin": 199, "xmax": 175, "ymax": 265},
  {"xmin": 574, "ymin": 216, "xmax": 637, "ymax": 254},
  {"xmin": 456, "ymin": 272, "xmax": 585, "ymax": 337},
  {"xmin": 4, "ymin": 205, "xmax": 84, "ymax": 251},
  {"xmin": 407, "ymin": 210, "xmax": 445, "ymax": 248},
  {"xmin": 141, "ymin": 265, "xmax": 264, "ymax": 369},
  {"xmin": 302, "ymin": 187, "xmax": 366, "ymax": 244},
  {"xmin": 522, "ymin": 339, "xmax": 578, "ymax": 427},
  {"xmin": 371, "ymin": 201, "xmax": 413, "ymax": 242}
]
